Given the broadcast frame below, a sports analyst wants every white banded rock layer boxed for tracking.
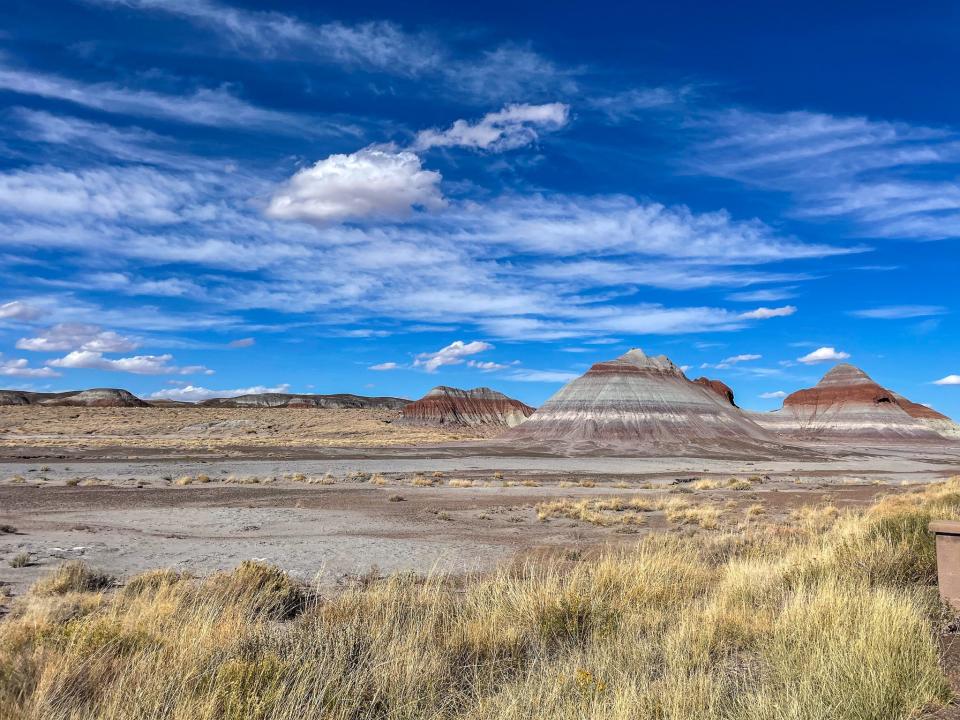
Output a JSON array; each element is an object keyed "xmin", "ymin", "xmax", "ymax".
[
  {"xmin": 752, "ymin": 364, "xmax": 959, "ymax": 441},
  {"xmin": 503, "ymin": 349, "xmax": 776, "ymax": 452},
  {"xmin": 401, "ymin": 387, "xmax": 535, "ymax": 428}
]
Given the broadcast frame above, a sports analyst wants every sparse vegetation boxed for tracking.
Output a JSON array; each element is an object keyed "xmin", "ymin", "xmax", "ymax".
[
  {"xmin": 448, "ymin": 478, "xmax": 474, "ymax": 488},
  {"xmin": 411, "ymin": 474, "xmax": 435, "ymax": 487},
  {"xmin": 0, "ymin": 480, "xmax": 957, "ymax": 719},
  {"xmin": 30, "ymin": 561, "xmax": 115, "ymax": 595},
  {"xmin": 8, "ymin": 552, "xmax": 30, "ymax": 568}
]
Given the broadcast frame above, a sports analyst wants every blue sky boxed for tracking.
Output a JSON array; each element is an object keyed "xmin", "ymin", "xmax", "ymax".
[{"xmin": 1, "ymin": 0, "xmax": 959, "ymax": 414}]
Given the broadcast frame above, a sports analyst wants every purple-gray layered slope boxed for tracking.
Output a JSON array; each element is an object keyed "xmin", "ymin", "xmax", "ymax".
[{"xmin": 502, "ymin": 349, "xmax": 777, "ymax": 455}]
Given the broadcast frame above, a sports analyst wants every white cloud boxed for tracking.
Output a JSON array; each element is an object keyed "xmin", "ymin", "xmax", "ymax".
[
  {"xmin": 507, "ymin": 369, "xmax": 579, "ymax": 383},
  {"xmin": 850, "ymin": 305, "xmax": 947, "ymax": 319},
  {"xmin": 228, "ymin": 337, "xmax": 256, "ymax": 348},
  {"xmin": 369, "ymin": 362, "xmax": 399, "ymax": 371},
  {"xmin": 727, "ymin": 287, "xmax": 797, "ymax": 303},
  {"xmin": 413, "ymin": 340, "xmax": 492, "ymax": 372},
  {"xmin": 47, "ymin": 350, "xmax": 212, "ymax": 375},
  {"xmin": 589, "ymin": 87, "xmax": 687, "ymax": 122},
  {"xmin": 0, "ymin": 355, "xmax": 60, "ymax": 378},
  {"xmin": 722, "ymin": 353, "xmax": 761, "ymax": 364},
  {"xmin": 149, "ymin": 383, "xmax": 291, "ymax": 402},
  {"xmin": 413, "ymin": 103, "xmax": 569, "ymax": 152},
  {"xmin": 0, "ymin": 300, "xmax": 44, "ymax": 321},
  {"xmin": 760, "ymin": 390, "xmax": 787, "ymax": 399},
  {"xmin": 266, "ymin": 148, "xmax": 445, "ymax": 224},
  {"xmin": 694, "ymin": 108, "xmax": 960, "ymax": 242},
  {"xmin": 933, "ymin": 375, "xmax": 960, "ymax": 386},
  {"xmin": 17, "ymin": 324, "xmax": 139, "ymax": 353},
  {"xmin": 467, "ymin": 360, "xmax": 510, "ymax": 371},
  {"xmin": 739, "ymin": 305, "xmax": 797, "ymax": 319},
  {"xmin": 797, "ymin": 347, "xmax": 851, "ymax": 364},
  {"xmin": 88, "ymin": 0, "xmax": 442, "ymax": 75},
  {"xmin": 0, "ymin": 62, "xmax": 321, "ymax": 134}
]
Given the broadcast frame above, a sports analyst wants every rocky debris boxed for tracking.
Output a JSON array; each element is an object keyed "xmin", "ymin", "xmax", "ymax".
[
  {"xmin": 400, "ymin": 386, "xmax": 535, "ymax": 428},
  {"xmin": 693, "ymin": 377, "xmax": 737, "ymax": 407},
  {"xmin": 0, "ymin": 388, "xmax": 148, "ymax": 407},
  {"xmin": 0, "ymin": 390, "xmax": 32, "ymax": 406},
  {"xmin": 503, "ymin": 349, "xmax": 776, "ymax": 452},
  {"xmin": 199, "ymin": 393, "xmax": 409, "ymax": 409},
  {"xmin": 752, "ymin": 363, "xmax": 959, "ymax": 441}
]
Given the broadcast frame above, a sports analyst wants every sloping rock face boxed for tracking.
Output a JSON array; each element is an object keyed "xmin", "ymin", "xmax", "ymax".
[
  {"xmin": 0, "ymin": 390, "xmax": 32, "ymax": 406},
  {"xmin": 503, "ymin": 349, "xmax": 775, "ymax": 452},
  {"xmin": 752, "ymin": 364, "xmax": 958, "ymax": 440},
  {"xmin": 693, "ymin": 377, "xmax": 737, "ymax": 407},
  {"xmin": 199, "ymin": 393, "xmax": 409, "ymax": 409},
  {"xmin": 0, "ymin": 388, "xmax": 148, "ymax": 407},
  {"xmin": 37, "ymin": 388, "xmax": 149, "ymax": 407},
  {"xmin": 400, "ymin": 387, "xmax": 535, "ymax": 428}
]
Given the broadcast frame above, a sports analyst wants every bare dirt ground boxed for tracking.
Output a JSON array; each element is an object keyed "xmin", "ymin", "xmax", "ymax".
[
  {"xmin": 0, "ymin": 465, "xmax": 951, "ymax": 599},
  {"xmin": 0, "ymin": 406, "xmax": 493, "ymax": 456}
]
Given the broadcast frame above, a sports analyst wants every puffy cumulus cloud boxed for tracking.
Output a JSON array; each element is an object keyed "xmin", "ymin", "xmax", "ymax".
[
  {"xmin": 933, "ymin": 375, "xmax": 960, "ymax": 386},
  {"xmin": 369, "ymin": 362, "xmax": 399, "ymax": 371},
  {"xmin": 47, "ymin": 350, "xmax": 212, "ymax": 375},
  {"xmin": 850, "ymin": 305, "xmax": 947, "ymax": 319},
  {"xmin": 149, "ymin": 383, "xmax": 291, "ymax": 402},
  {"xmin": 739, "ymin": 306, "xmax": 796, "ymax": 320},
  {"xmin": 16, "ymin": 324, "xmax": 139, "ymax": 353},
  {"xmin": 413, "ymin": 340, "xmax": 492, "ymax": 372},
  {"xmin": 797, "ymin": 347, "xmax": 851, "ymax": 364},
  {"xmin": 0, "ymin": 355, "xmax": 60, "ymax": 377},
  {"xmin": 413, "ymin": 103, "xmax": 569, "ymax": 153},
  {"xmin": 266, "ymin": 148, "xmax": 445, "ymax": 224},
  {"xmin": 760, "ymin": 390, "xmax": 787, "ymax": 399},
  {"xmin": 0, "ymin": 300, "xmax": 44, "ymax": 322}
]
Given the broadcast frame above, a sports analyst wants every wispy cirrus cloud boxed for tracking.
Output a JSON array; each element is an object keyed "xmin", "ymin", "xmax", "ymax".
[
  {"xmin": 0, "ymin": 61, "xmax": 337, "ymax": 134},
  {"xmin": 693, "ymin": 108, "xmax": 960, "ymax": 242},
  {"xmin": 849, "ymin": 305, "xmax": 947, "ymax": 319}
]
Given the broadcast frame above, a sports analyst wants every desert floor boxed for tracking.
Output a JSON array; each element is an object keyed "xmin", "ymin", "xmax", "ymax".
[{"xmin": 2, "ymin": 407, "xmax": 960, "ymax": 598}]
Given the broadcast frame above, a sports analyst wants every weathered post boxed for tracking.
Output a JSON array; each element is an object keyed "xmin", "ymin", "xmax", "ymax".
[{"xmin": 930, "ymin": 521, "xmax": 960, "ymax": 611}]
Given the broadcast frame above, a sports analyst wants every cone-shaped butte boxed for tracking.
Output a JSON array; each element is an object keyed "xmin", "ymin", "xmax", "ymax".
[
  {"xmin": 752, "ymin": 363, "xmax": 960, "ymax": 440},
  {"xmin": 503, "ymin": 349, "xmax": 775, "ymax": 452},
  {"xmin": 401, "ymin": 386, "xmax": 535, "ymax": 428}
]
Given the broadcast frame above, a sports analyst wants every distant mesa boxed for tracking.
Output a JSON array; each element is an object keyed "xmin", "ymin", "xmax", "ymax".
[
  {"xmin": 198, "ymin": 392, "xmax": 409, "ymax": 409},
  {"xmin": 693, "ymin": 377, "xmax": 737, "ymax": 407},
  {"xmin": 752, "ymin": 363, "xmax": 960, "ymax": 440},
  {"xmin": 503, "ymin": 349, "xmax": 776, "ymax": 453},
  {"xmin": 401, "ymin": 386, "xmax": 535, "ymax": 428},
  {"xmin": 0, "ymin": 388, "xmax": 148, "ymax": 407}
]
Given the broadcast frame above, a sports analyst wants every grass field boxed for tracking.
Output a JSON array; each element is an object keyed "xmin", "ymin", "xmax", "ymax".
[{"xmin": 1, "ymin": 478, "xmax": 959, "ymax": 719}]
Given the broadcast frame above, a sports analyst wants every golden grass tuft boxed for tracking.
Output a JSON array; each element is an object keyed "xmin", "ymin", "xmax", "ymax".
[
  {"xmin": 447, "ymin": 479, "xmax": 474, "ymax": 488},
  {"xmin": 1, "ymin": 480, "xmax": 958, "ymax": 719}
]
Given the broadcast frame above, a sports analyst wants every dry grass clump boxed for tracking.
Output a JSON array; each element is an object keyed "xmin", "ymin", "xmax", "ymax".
[
  {"xmin": 8, "ymin": 552, "xmax": 30, "ymax": 568},
  {"xmin": 693, "ymin": 478, "xmax": 720, "ymax": 490},
  {"xmin": 726, "ymin": 478, "xmax": 753, "ymax": 490},
  {"xmin": 371, "ymin": 473, "xmax": 388, "ymax": 486},
  {"xmin": 537, "ymin": 496, "xmax": 657, "ymax": 527},
  {"xmin": 411, "ymin": 474, "xmax": 436, "ymax": 487},
  {"xmin": 175, "ymin": 475, "xmax": 194, "ymax": 486},
  {"xmin": 0, "ymin": 481, "xmax": 958, "ymax": 719},
  {"xmin": 30, "ymin": 561, "xmax": 115, "ymax": 596},
  {"xmin": 447, "ymin": 479, "xmax": 474, "ymax": 488}
]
